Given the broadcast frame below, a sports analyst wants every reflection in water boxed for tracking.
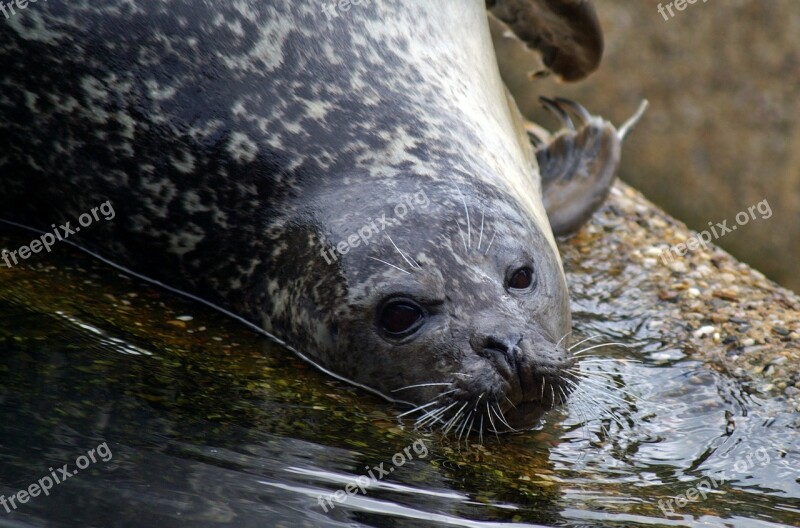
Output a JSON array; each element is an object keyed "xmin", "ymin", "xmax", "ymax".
[{"xmin": 0, "ymin": 231, "xmax": 798, "ymax": 527}]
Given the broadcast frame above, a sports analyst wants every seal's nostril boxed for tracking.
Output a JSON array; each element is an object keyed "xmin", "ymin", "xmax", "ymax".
[{"xmin": 483, "ymin": 335, "xmax": 522, "ymax": 363}]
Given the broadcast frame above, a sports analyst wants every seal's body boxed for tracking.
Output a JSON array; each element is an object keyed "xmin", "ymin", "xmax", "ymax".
[{"xmin": 0, "ymin": 0, "xmax": 631, "ymax": 433}]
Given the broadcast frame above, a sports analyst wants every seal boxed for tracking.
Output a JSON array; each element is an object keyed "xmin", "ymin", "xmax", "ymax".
[{"xmin": 0, "ymin": 0, "xmax": 643, "ymax": 435}]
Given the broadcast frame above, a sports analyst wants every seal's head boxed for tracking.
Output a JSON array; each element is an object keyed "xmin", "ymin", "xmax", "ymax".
[{"xmin": 299, "ymin": 178, "xmax": 574, "ymax": 434}]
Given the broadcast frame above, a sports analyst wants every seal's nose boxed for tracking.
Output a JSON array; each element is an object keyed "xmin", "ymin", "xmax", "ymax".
[
  {"xmin": 481, "ymin": 334, "xmax": 522, "ymax": 363},
  {"xmin": 473, "ymin": 333, "xmax": 524, "ymax": 378}
]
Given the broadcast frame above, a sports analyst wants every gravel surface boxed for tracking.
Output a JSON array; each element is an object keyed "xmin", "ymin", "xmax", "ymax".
[{"xmin": 561, "ymin": 181, "xmax": 800, "ymax": 411}]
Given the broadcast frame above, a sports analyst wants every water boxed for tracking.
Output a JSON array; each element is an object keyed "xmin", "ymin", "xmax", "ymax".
[{"xmin": 0, "ymin": 230, "xmax": 798, "ymax": 527}]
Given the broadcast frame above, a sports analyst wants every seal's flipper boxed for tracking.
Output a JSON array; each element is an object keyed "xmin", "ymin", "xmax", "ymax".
[
  {"xmin": 536, "ymin": 98, "xmax": 648, "ymax": 236},
  {"xmin": 486, "ymin": 0, "xmax": 604, "ymax": 81}
]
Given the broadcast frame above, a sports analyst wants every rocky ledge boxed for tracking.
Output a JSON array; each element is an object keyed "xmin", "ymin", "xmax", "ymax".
[{"xmin": 562, "ymin": 182, "xmax": 800, "ymax": 411}]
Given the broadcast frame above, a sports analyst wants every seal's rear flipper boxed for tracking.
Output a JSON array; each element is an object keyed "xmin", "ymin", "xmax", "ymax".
[
  {"xmin": 534, "ymin": 98, "xmax": 648, "ymax": 236},
  {"xmin": 487, "ymin": 0, "xmax": 604, "ymax": 82}
]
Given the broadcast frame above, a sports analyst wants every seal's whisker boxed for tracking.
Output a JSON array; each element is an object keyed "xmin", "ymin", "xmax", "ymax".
[
  {"xmin": 577, "ymin": 358, "xmax": 641, "ymax": 364},
  {"xmin": 566, "ymin": 389, "xmax": 592, "ymax": 442},
  {"xmin": 572, "ymin": 342, "xmax": 629, "ymax": 356},
  {"xmin": 417, "ymin": 403, "xmax": 455, "ymax": 428},
  {"xmin": 486, "ymin": 401, "xmax": 500, "ymax": 440},
  {"xmin": 570, "ymin": 373, "xmax": 623, "ymax": 390},
  {"xmin": 570, "ymin": 376, "xmax": 642, "ymax": 406},
  {"xmin": 455, "ymin": 219, "xmax": 469, "ymax": 252},
  {"xmin": 477, "ymin": 209, "xmax": 485, "ymax": 251},
  {"xmin": 569, "ymin": 363, "xmax": 617, "ymax": 375},
  {"xmin": 570, "ymin": 361, "xmax": 625, "ymax": 374},
  {"xmin": 571, "ymin": 372, "xmax": 638, "ymax": 397},
  {"xmin": 455, "ymin": 414, "xmax": 466, "ymax": 444},
  {"xmin": 575, "ymin": 365, "xmax": 635, "ymax": 378},
  {"xmin": 442, "ymin": 415, "xmax": 460, "ymax": 435},
  {"xmin": 566, "ymin": 377, "xmax": 629, "ymax": 431},
  {"xmin": 483, "ymin": 231, "xmax": 496, "ymax": 256},
  {"xmin": 577, "ymin": 386, "xmax": 635, "ymax": 411},
  {"xmin": 416, "ymin": 413, "xmax": 442, "ymax": 429},
  {"xmin": 564, "ymin": 381, "xmax": 589, "ymax": 416},
  {"xmin": 415, "ymin": 406, "xmax": 444, "ymax": 428},
  {"xmin": 567, "ymin": 367, "xmax": 618, "ymax": 385},
  {"xmin": 461, "ymin": 195, "xmax": 472, "ymax": 249},
  {"xmin": 602, "ymin": 409, "xmax": 629, "ymax": 431},
  {"xmin": 461, "ymin": 394, "xmax": 484, "ymax": 441},
  {"xmin": 417, "ymin": 402, "xmax": 458, "ymax": 422},
  {"xmin": 398, "ymin": 400, "xmax": 439, "ymax": 418},
  {"xmin": 565, "ymin": 379, "xmax": 610, "ymax": 436},
  {"xmin": 580, "ymin": 393, "xmax": 628, "ymax": 431},
  {"xmin": 415, "ymin": 400, "xmax": 449, "ymax": 421},
  {"xmin": 385, "ymin": 233, "xmax": 419, "ymax": 270},
  {"xmin": 572, "ymin": 400, "xmax": 610, "ymax": 436},
  {"xmin": 569, "ymin": 365, "xmax": 617, "ymax": 376},
  {"xmin": 568, "ymin": 335, "xmax": 602, "ymax": 351},
  {"xmin": 391, "ymin": 382, "xmax": 453, "ymax": 393},
  {"xmin": 457, "ymin": 409, "xmax": 473, "ymax": 442},
  {"xmin": 493, "ymin": 405, "xmax": 516, "ymax": 432},
  {"xmin": 558, "ymin": 385, "xmax": 573, "ymax": 410},
  {"xmin": 559, "ymin": 383, "xmax": 590, "ymax": 438},
  {"xmin": 367, "ymin": 256, "xmax": 410, "ymax": 275},
  {"xmin": 556, "ymin": 330, "xmax": 573, "ymax": 347},
  {"xmin": 503, "ymin": 395, "xmax": 516, "ymax": 410},
  {"xmin": 453, "ymin": 411, "xmax": 470, "ymax": 442},
  {"xmin": 465, "ymin": 410, "xmax": 477, "ymax": 441},
  {"xmin": 568, "ymin": 374, "xmax": 633, "ymax": 405},
  {"xmin": 442, "ymin": 401, "xmax": 469, "ymax": 435}
]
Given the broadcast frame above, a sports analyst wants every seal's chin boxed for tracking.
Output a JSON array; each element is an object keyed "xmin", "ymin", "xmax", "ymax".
[
  {"xmin": 425, "ymin": 353, "xmax": 576, "ymax": 436},
  {"xmin": 495, "ymin": 366, "xmax": 577, "ymax": 431},
  {"xmin": 501, "ymin": 401, "xmax": 553, "ymax": 430},
  {"xmin": 468, "ymin": 341, "xmax": 576, "ymax": 432}
]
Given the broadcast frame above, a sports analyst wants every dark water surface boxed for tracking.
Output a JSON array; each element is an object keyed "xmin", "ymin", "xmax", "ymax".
[{"xmin": 0, "ymin": 230, "xmax": 798, "ymax": 527}]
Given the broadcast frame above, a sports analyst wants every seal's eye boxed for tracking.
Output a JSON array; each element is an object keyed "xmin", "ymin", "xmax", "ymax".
[
  {"xmin": 508, "ymin": 267, "xmax": 535, "ymax": 291},
  {"xmin": 379, "ymin": 301, "xmax": 424, "ymax": 336}
]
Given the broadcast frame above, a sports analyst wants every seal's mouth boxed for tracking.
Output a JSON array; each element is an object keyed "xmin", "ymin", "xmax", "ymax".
[
  {"xmin": 416, "ymin": 349, "xmax": 576, "ymax": 439},
  {"xmin": 499, "ymin": 368, "xmax": 576, "ymax": 429},
  {"xmin": 494, "ymin": 358, "xmax": 577, "ymax": 430}
]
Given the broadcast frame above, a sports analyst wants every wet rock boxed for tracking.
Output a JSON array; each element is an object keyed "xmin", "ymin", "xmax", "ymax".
[{"xmin": 560, "ymin": 182, "xmax": 800, "ymax": 406}]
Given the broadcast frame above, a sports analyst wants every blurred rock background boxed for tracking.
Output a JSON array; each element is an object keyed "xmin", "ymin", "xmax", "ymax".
[{"xmin": 495, "ymin": 0, "xmax": 800, "ymax": 293}]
